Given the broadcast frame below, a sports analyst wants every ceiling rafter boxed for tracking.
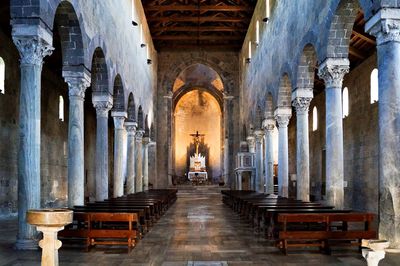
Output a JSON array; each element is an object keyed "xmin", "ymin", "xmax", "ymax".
[{"xmin": 141, "ymin": 0, "xmax": 257, "ymax": 51}]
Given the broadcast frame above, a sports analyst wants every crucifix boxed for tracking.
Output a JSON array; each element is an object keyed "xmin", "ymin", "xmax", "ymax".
[{"xmin": 189, "ymin": 131, "xmax": 205, "ymax": 155}]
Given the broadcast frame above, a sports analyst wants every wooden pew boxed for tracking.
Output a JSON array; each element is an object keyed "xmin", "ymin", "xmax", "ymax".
[
  {"xmin": 277, "ymin": 212, "xmax": 376, "ymax": 254},
  {"xmin": 88, "ymin": 212, "xmax": 139, "ymax": 251}
]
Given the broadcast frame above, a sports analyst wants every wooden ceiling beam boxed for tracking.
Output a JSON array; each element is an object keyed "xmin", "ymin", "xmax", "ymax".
[
  {"xmin": 351, "ymin": 29, "xmax": 376, "ymax": 45},
  {"xmin": 153, "ymin": 35, "xmax": 243, "ymax": 41},
  {"xmin": 143, "ymin": 5, "xmax": 253, "ymax": 12},
  {"xmin": 147, "ymin": 16, "xmax": 249, "ymax": 23},
  {"xmin": 151, "ymin": 26, "xmax": 247, "ymax": 32}
]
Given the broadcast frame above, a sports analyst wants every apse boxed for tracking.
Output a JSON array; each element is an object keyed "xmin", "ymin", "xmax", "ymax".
[{"xmin": 174, "ymin": 89, "xmax": 222, "ymax": 183}]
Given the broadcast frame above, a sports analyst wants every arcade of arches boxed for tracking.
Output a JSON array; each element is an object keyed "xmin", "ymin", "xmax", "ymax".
[{"xmin": 0, "ymin": 0, "xmax": 400, "ymax": 265}]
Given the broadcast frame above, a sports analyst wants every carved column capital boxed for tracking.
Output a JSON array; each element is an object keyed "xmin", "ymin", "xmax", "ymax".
[
  {"xmin": 64, "ymin": 76, "xmax": 91, "ymax": 100},
  {"xmin": 135, "ymin": 130, "xmax": 145, "ymax": 141},
  {"xmin": 292, "ymin": 97, "xmax": 312, "ymax": 114},
  {"xmin": 274, "ymin": 107, "xmax": 292, "ymax": 128},
  {"xmin": 125, "ymin": 122, "xmax": 138, "ymax": 136},
  {"xmin": 254, "ymin": 130, "xmax": 264, "ymax": 144},
  {"xmin": 12, "ymin": 36, "xmax": 54, "ymax": 66},
  {"xmin": 246, "ymin": 135, "xmax": 255, "ymax": 151},
  {"xmin": 93, "ymin": 101, "xmax": 113, "ymax": 118},
  {"xmin": 262, "ymin": 118, "xmax": 275, "ymax": 132},
  {"xmin": 366, "ymin": 9, "xmax": 400, "ymax": 45},
  {"xmin": 318, "ymin": 58, "xmax": 349, "ymax": 88},
  {"xmin": 112, "ymin": 115, "xmax": 126, "ymax": 130},
  {"xmin": 143, "ymin": 137, "xmax": 150, "ymax": 146}
]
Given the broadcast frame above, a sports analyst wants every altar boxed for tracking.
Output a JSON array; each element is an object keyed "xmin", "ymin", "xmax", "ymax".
[
  {"xmin": 188, "ymin": 171, "xmax": 208, "ymax": 182},
  {"xmin": 187, "ymin": 131, "xmax": 208, "ymax": 184}
]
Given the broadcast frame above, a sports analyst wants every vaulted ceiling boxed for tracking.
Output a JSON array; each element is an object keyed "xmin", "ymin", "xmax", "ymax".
[{"xmin": 142, "ymin": 0, "xmax": 257, "ymax": 51}]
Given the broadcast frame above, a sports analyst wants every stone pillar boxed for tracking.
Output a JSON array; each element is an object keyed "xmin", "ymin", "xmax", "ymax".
[
  {"xmin": 142, "ymin": 137, "xmax": 150, "ymax": 191},
  {"xmin": 135, "ymin": 130, "xmax": 144, "ymax": 192},
  {"xmin": 366, "ymin": 10, "xmax": 400, "ymax": 248},
  {"xmin": 13, "ymin": 33, "xmax": 53, "ymax": 249},
  {"xmin": 148, "ymin": 140, "xmax": 157, "ymax": 188},
  {"xmin": 236, "ymin": 172, "xmax": 242, "ymax": 190},
  {"xmin": 125, "ymin": 122, "xmax": 137, "ymax": 194},
  {"xmin": 246, "ymin": 135, "xmax": 256, "ymax": 190},
  {"xmin": 292, "ymin": 89, "xmax": 313, "ymax": 202},
  {"xmin": 274, "ymin": 107, "xmax": 292, "ymax": 198},
  {"xmin": 223, "ymin": 94, "xmax": 234, "ymax": 186},
  {"xmin": 112, "ymin": 111, "xmax": 127, "ymax": 198},
  {"xmin": 318, "ymin": 58, "xmax": 349, "ymax": 209},
  {"xmin": 64, "ymin": 73, "xmax": 90, "ymax": 207},
  {"xmin": 254, "ymin": 130, "xmax": 264, "ymax": 192},
  {"xmin": 263, "ymin": 119, "xmax": 275, "ymax": 194},
  {"xmin": 92, "ymin": 94, "xmax": 113, "ymax": 201}
]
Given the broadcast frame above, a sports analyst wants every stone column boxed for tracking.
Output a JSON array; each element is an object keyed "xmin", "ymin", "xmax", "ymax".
[
  {"xmin": 112, "ymin": 111, "xmax": 127, "ymax": 198},
  {"xmin": 223, "ymin": 94, "xmax": 234, "ymax": 186},
  {"xmin": 148, "ymin": 140, "xmax": 157, "ymax": 188},
  {"xmin": 92, "ymin": 94, "xmax": 113, "ymax": 201},
  {"xmin": 246, "ymin": 135, "xmax": 256, "ymax": 190},
  {"xmin": 142, "ymin": 137, "xmax": 150, "ymax": 191},
  {"xmin": 263, "ymin": 119, "xmax": 275, "ymax": 194},
  {"xmin": 135, "ymin": 130, "xmax": 144, "ymax": 192},
  {"xmin": 13, "ymin": 33, "xmax": 53, "ymax": 249},
  {"xmin": 64, "ymin": 73, "xmax": 90, "ymax": 207},
  {"xmin": 125, "ymin": 122, "xmax": 137, "ymax": 194},
  {"xmin": 274, "ymin": 107, "xmax": 292, "ymax": 198},
  {"xmin": 254, "ymin": 130, "xmax": 264, "ymax": 192},
  {"xmin": 366, "ymin": 11, "xmax": 400, "ymax": 248},
  {"xmin": 318, "ymin": 58, "xmax": 349, "ymax": 209},
  {"xmin": 292, "ymin": 89, "xmax": 313, "ymax": 202},
  {"xmin": 236, "ymin": 172, "xmax": 242, "ymax": 190}
]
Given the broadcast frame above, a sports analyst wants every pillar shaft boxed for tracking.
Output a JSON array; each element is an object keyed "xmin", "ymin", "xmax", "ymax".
[
  {"xmin": 143, "ymin": 137, "xmax": 150, "ymax": 191},
  {"xmin": 125, "ymin": 122, "xmax": 137, "ymax": 194},
  {"xmin": 366, "ymin": 12, "xmax": 400, "ymax": 247},
  {"xmin": 246, "ymin": 135, "xmax": 256, "ymax": 190},
  {"xmin": 292, "ymin": 93, "xmax": 312, "ymax": 202},
  {"xmin": 112, "ymin": 112, "xmax": 127, "ymax": 197},
  {"xmin": 64, "ymin": 75, "xmax": 90, "ymax": 207},
  {"xmin": 13, "ymin": 36, "xmax": 53, "ymax": 250},
  {"xmin": 135, "ymin": 131, "xmax": 144, "ymax": 192},
  {"xmin": 318, "ymin": 58, "xmax": 349, "ymax": 209},
  {"xmin": 275, "ymin": 108, "xmax": 291, "ymax": 198},
  {"xmin": 263, "ymin": 120, "xmax": 275, "ymax": 194},
  {"xmin": 254, "ymin": 130, "xmax": 264, "ymax": 192},
  {"xmin": 93, "ymin": 95, "xmax": 113, "ymax": 201}
]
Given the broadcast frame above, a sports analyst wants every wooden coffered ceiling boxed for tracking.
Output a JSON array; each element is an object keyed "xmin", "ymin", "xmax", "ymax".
[{"xmin": 142, "ymin": 0, "xmax": 257, "ymax": 51}]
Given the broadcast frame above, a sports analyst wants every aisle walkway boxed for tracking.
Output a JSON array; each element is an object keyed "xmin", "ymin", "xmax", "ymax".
[{"xmin": 0, "ymin": 188, "xmax": 398, "ymax": 265}]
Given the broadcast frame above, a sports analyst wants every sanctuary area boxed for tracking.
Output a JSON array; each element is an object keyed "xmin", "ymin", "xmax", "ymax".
[{"xmin": 0, "ymin": 0, "xmax": 399, "ymax": 265}]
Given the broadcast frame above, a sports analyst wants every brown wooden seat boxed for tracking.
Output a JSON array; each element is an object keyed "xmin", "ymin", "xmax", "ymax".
[{"xmin": 277, "ymin": 212, "xmax": 377, "ymax": 255}]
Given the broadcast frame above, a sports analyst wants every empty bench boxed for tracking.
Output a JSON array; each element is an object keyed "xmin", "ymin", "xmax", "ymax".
[{"xmin": 277, "ymin": 212, "xmax": 376, "ymax": 254}]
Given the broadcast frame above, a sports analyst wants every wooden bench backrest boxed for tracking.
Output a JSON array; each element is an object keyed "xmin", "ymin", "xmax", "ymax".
[
  {"xmin": 278, "ymin": 213, "xmax": 375, "ymax": 223},
  {"xmin": 89, "ymin": 212, "xmax": 138, "ymax": 222}
]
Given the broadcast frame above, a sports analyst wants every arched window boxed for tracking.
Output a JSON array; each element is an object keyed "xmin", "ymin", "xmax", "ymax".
[
  {"xmin": 343, "ymin": 87, "xmax": 349, "ymax": 118},
  {"xmin": 59, "ymin": 96, "xmax": 64, "ymax": 122},
  {"xmin": 370, "ymin": 68, "xmax": 379, "ymax": 103},
  {"xmin": 0, "ymin": 57, "xmax": 5, "ymax": 94},
  {"xmin": 312, "ymin": 106, "xmax": 318, "ymax": 131},
  {"xmin": 256, "ymin": 20, "xmax": 260, "ymax": 45}
]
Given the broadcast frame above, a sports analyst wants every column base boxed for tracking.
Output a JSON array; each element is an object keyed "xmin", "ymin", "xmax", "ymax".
[{"xmin": 15, "ymin": 238, "xmax": 39, "ymax": 250}]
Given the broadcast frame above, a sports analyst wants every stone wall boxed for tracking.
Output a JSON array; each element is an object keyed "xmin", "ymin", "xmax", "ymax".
[
  {"xmin": 0, "ymin": 0, "xmax": 158, "ymax": 215},
  {"xmin": 240, "ymin": 0, "xmax": 382, "ymax": 213}
]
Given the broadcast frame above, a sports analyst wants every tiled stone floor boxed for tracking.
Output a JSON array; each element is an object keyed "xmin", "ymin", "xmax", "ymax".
[{"xmin": 0, "ymin": 188, "xmax": 399, "ymax": 265}]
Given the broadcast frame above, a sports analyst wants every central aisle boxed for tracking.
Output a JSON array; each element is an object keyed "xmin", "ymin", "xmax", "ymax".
[{"xmin": 124, "ymin": 187, "xmax": 367, "ymax": 265}]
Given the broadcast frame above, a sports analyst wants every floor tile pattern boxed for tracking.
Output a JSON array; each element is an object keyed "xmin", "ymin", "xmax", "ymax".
[{"xmin": 0, "ymin": 188, "xmax": 398, "ymax": 265}]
